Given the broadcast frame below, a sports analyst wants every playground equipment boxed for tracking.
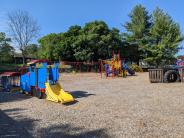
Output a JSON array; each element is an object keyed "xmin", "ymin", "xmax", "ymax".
[
  {"xmin": 20, "ymin": 60, "xmax": 74, "ymax": 103},
  {"xmin": 45, "ymin": 82, "xmax": 74, "ymax": 103},
  {"xmin": 99, "ymin": 50, "xmax": 135, "ymax": 78},
  {"xmin": 149, "ymin": 58, "xmax": 184, "ymax": 83},
  {"xmin": 0, "ymin": 72, "xmax": 20, "ymax": 92}
]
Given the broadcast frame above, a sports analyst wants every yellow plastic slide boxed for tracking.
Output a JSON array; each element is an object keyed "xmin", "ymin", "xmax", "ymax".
[{"xmin": 45, "ymin": 82, "xmax": 74, "ymax": 103}]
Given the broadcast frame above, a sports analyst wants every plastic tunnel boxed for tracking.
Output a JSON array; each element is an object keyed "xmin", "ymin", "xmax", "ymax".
[{"xmin": 45, "ymin": 82, "xmax": 74, "ymax": 103}]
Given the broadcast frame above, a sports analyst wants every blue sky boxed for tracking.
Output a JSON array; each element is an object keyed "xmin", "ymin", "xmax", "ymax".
[{"xmin": 0, "ymin": 0, "xmax": 184, "ymax": 54}]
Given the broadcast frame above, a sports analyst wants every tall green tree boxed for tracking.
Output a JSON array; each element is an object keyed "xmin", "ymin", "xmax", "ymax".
[
  {"xmin": 38, "ymin": 33, "xmax": 61, "ymax": 60},
  {"xmin": 123, "ymin": 4, "xmax": 152, "ymax": 64},
  {"xmin": 75, "ymin": 21, "xmax": 118, "ymax": 61},
  {"xmin": 0, "ymin": 32, "xmax": 14, "ymax": 63},
  {"xmin": 38, "ymin": 21, "xmax": 122, "ymax": 62},
  {"xmin": 58, "ymin": 25, "xmax": 82, "ymax": 61},
  {"xmin": 25, "ymin": 44, "xmax": 39, "ymax": 58},
  {"xmin": 145, "ymin": 8, "xmax": 184, "ymax": 66}
]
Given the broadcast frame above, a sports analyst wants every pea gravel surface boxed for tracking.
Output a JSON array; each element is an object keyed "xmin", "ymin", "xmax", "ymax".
[{"xmin": 1, "ymin": 73, "xmax": 184, "ymax": 138}]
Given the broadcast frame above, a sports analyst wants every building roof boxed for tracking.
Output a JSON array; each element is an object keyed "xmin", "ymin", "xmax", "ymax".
[
  {"xmin": 14, "ymin": 53, "xmax": 35, "ymax": 58},
  {"xmin": 0, "ymin": 72, "xmax": 20, "ymax": 77}
]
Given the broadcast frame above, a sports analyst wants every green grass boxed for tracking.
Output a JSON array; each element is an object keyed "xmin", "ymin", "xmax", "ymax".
[
  {"xmin": 0, "ymin": 63, "xmax": 22, "ymax": 67},
  {"xmin": 0, "ymin": 63, "xmax": 23, "ymax": 73}
]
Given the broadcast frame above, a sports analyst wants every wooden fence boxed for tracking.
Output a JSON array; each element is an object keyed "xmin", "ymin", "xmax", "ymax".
[
  {"xmin": 179, "ymin": 68, "xmax": 184, "ymax": 82},
  {"xmin": 148, "ymin": 69, "xmax": 164, "ymax": 83},
  {"xmin": 60, "ymin": 61, "xmax": 100, "ymax": 73},
  {"xmin": 149, "ymin": 68, "xmax": 184, "ymax": 83}
]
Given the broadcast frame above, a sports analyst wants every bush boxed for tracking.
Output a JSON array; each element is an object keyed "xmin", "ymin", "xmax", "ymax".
[{"xmin": 129, "ymin": 64, "xmax": 143, "ymax": 72}]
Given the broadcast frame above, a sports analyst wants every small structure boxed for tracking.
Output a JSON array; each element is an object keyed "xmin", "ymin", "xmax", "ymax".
[
  {"xmin": 0, "ymin": 72, "xmax": 20, "ymax": 92},
  {"xmin": 14, "ymin": 53, "xmax": 35, "ymax": 64}
]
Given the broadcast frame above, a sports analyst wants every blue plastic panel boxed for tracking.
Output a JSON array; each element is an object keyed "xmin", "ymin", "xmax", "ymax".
[
  {"xmin": 20, "ymin": 73, "xmax": 30, "ymax": 93},
  {"xmin": 51, "ymin": 63, "xmax": 59, "ymax": 82},
  {"xmin": 38, "ymin": 63, "xmax": 47, "ymax": 89},
  {"xmin": 29, "ymin": 65, "xmax": 36, "ymax": 86}
]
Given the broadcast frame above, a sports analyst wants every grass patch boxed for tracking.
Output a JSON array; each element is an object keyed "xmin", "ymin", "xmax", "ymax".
[{"xmin": 0, "ymin": 63, "xmax": 23, "ymax": 73}]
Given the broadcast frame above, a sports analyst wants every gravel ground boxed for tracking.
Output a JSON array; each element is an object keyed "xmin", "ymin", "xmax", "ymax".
[{"xmin": 1, "ymin": 72, "xmax": 184, "ymax": 138}]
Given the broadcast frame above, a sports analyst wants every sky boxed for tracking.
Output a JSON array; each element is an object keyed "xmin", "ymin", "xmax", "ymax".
[{"xmin": 0, "ymin": 0, "xmax": 184, "ymax": 54}]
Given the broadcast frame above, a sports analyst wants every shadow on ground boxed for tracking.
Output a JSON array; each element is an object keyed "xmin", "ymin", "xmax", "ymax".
[
  {"xmin": 70, "ymin": 91, "xmax": 95, "ymax": 99},
  {"xmin": 127, "ymin": 74, "xmax": 138, "ymax": 77},
  {"xmin": 0, "ymin": 108, "xmax": 36, "ymax": 138},
  {"xmin": 0, "ymin": 108, "xmax": 110, "ymax": 138},
  {"xmin": 0, "ymin": 92, "xmax": 31, "ymax": 104},
  {"xmin": 38, "ymin": 124, "xmax": 110, "ymax": 138}
]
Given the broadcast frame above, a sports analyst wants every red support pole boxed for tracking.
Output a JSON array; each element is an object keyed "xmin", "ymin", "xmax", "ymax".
[
  {"xmin": 98, "ymin": 60, "xmax": 103, "ymax": 78},
  {"xmin": 112, "ymin": 50, "xmax": 114, "ymax": 78},
  {"xmin": 118, "ymin": 50, "xmax": 121, "ymax": 76},
  {"xmin": 100, "ymin": 60, "xmax": 103, "ymax": 78},
  {"xmin": 120, "ymin": 59, "xmax": 122, "ymax": 77}
]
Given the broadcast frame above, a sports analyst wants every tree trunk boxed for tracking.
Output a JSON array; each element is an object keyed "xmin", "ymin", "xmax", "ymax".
[
  {"xmin": 22, "ymin": 55, "xmax": 25, "ymax": 65},
  {"xmin": 21, "ymin": 50, "xmax": 26, "ymax": 65}
]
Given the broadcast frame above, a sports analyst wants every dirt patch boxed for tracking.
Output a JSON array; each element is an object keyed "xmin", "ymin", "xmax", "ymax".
[{"xmin": 1, "ymin": 72, "xmax": 184, "ymax": 137}]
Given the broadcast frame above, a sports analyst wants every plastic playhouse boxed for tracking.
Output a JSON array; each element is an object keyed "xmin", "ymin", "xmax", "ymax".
[
  {"xmin": 21, "ymin": 60, "xmax": 74, "ymax": 103},
  {"xmin": 0, "ymin": 72, "xmax": 20, "ymax": 92},
  {"xmin": 99, "ymin": 50, "xmax": 135, "ymax": 78},
  {"xmin": 0, "ymin": 60, "xmax": 74, "ymax": 104}
]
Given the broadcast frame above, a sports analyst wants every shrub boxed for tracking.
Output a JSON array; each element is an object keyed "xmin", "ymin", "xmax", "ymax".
[{"xmin": 129, "ymin": 64, "xmax": 143, "ymax": 72}]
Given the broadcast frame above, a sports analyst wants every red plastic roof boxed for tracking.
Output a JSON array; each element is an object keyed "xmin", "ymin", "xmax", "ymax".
[
  {"xmin": 27, "ymin": 59, "xmax": 51, "ymax": 65},
  {"xmin": 0, "ymin": 72, "xmax": 20, "ymax": 77}
]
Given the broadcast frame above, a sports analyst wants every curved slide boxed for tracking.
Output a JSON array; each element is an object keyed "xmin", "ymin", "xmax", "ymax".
[
  {"xmin": 45, "ymin": 82, "xmax": 74, "ymax": 103},
  {"xmin": 126, "ymin": 67, "xmax": 135, "ymax": 75}
]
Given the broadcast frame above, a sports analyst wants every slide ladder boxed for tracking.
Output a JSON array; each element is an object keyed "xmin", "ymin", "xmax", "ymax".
[{"xmin": 45, "ymin": 82, "xmax": 74, "ymax": 103}]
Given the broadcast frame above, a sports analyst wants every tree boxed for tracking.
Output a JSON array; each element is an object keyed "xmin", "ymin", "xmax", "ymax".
[
  {"xmin": 38, "ymin": 21, "xmax": 122, "ymax": 62},
  {"xmin": 38, "ymin": 33, "xmax": 62, "ymax": 61},
  {"xmin": 58, "ymin": 25, "xmax": 82, "ymax": 61},
  {"xmin": 68, "ymin": 21, "xmax": 122, "ymax": 61},
  {"xmin": 124, "ymin": 5, "xmax": 183, "ymax": 66},
  {"xmin": 25, "ymin": 44, "xmax": 39, "ymax": 58},
  {"xmin": 74, "ymin": 21, "xmax": 111, "ymax": 61},
  {"xmin": 0, "ymin": 32, "xmax": 14, "ymax": 63},
  {"xmin": 7, "ymin": 10, "xmax": 40, "ymax": 65},
  {"xmin": 123, "ymin": 4, "xmax": 152, "ymax": 64},
  {"xmin": 145, "ymin": 8, "xmax": 184, "ymax": 66}
]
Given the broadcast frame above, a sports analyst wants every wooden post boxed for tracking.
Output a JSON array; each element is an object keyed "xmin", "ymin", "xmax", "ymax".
[{"xmin": 179, "ymin": 68, "xmax": 184, "ymax": 83}]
